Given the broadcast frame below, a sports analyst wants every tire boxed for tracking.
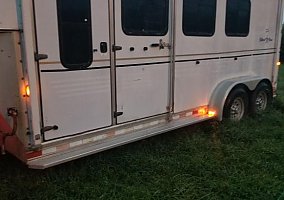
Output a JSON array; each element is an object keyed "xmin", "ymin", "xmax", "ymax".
[
  {"xmin": 250, "ymin": 82, "xmax": 272, "ymax": 114},
  {"xmin": 223, "ymin": 88, "xmax": 249, "ymax": 121}
]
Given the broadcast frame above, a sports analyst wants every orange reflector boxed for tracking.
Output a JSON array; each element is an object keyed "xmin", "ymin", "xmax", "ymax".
[
  {"xmin": 25, "ymin": 85, "xmax": 30, "ymax": 97},
  {"xmin": 26, "ymin": 150, "xmax": 42, "ymax": 160},
  {"xmin": 198, "ymin": 108, "xmax": 207, "ymax": 116},
  {"xmin": 208, "ymin": 110, "xmax": 216, "ymax": 117},
  {"xmin": 277, "ymin": 61, "xmax": 281, "ymax": 66}
]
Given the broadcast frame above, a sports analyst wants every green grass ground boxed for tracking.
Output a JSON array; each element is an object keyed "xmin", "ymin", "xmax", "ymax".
[{"xmin": 0, "ymin": 67, "xmax": 284, "ymax": 200}]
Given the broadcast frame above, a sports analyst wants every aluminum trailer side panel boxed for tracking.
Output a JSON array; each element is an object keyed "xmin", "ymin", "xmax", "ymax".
[
  {"xmin": 1, "ymin": 0, "xmax": 283, "ymax": 168},
  {"xmin": 0, "ymin": 0, "xmax": 18, "ymax": 30}
]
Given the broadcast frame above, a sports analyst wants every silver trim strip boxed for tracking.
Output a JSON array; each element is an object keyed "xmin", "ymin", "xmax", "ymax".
[{"xmin": 109, "ymin": 0, "xmax": 117, "ymax": 125}]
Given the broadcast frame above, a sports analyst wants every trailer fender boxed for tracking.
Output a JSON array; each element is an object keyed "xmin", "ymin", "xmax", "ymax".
[{"xmin": 209, "ymin": 76, "xmax": 271, "ymax": 121}]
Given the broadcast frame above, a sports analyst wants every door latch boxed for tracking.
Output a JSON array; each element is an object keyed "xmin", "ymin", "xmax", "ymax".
[
  {"xmin": 35, "ymin": 53, "xmax": 48, "ymax": 61},
  {"xmin": 114, "ymin": 112, "xmax": 123, "ymax": 118},
  {"xmin": 112, "ymin": 45, "xmax": 122, "ymax": 52},
  {"xmin": 41, "ymin": 125, "xmax": 58, "ymax": 134},
  {"xmin": 150, "ymin": 39, "xmax": 171, "ymax": 50}
]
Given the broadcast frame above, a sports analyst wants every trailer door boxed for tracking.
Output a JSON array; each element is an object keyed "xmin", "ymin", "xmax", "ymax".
[
  {"xmin": 34, "ymin": 0, "xmax": 112, "ymax": 140},
  {"xmin": 114, "ymin": 0, "xmax": 171, "ymax": 123}
]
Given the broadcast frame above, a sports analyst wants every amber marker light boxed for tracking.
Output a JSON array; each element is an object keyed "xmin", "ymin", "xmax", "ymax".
[
  {"xmin": 198, "ymin": 108, "xmax": 207, "ymax": 116},
  {"xmin": 277, "ymin": 61, "xmax": 281, "ymax": 66},
  {"xmin": 208, "ymin": 110, "xmax": 216, "ymax": 117},
  {"xmin": 25, "ymin": 85, "xmax": 31, "ymax": 97}
]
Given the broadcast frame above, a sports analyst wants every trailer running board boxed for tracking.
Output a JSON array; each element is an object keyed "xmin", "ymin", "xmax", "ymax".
[{"xmin": 28, "ymin": 115, "xmax": 210, "ymax": 169}]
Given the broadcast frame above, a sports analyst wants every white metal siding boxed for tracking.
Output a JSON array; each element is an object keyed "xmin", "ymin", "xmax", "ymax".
[
  {"xmin": 0, "ymin": 0, "xmax": 18, "ymax": 30},
  {"xmin": 41, "ymin": 69, "xmax": 112, "ymax": 140}
]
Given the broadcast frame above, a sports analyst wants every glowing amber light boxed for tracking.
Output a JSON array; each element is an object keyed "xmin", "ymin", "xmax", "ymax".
[
  {"xmin": 25, "ymin": 85, "xmax": 30, "ymax": 97},
  {"xmin": 277, "ymin": 61, "xmax": 281, "ymax": 66},
  {"xmin": 198, "ymin": 108, "xmax": 207, "ymax": 115},
  {"xmin": 208, "ymin": 110, "xmax": 216, "ymax": 117}
]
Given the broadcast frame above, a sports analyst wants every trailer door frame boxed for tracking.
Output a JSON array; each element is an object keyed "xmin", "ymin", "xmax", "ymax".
[
  {"xmin": 113, "ymin": 0, "xmax": 175, "ymax": 123},
  {"xmin": 34, "ymin": 0, "xmax": 113, "ymax": 141}
]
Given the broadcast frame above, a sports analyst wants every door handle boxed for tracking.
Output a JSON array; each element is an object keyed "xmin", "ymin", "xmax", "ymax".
[
  {"xmin": 150, "ymin": 43, "xmax": 160, "ymax": 48},
  {"xmin": 41, "ymin": 125, "xmax": 58, "ymax": 134},
  {"xmin": 112, "ymin": 45, "xmax": 122, "ymax": 52},
  {"xmin": 150, "ymin": 39, "xmax": 171, "ymax": 50},
  {"xmin": 35, "ymin": 53, "xmax": 48, "ymax": 61},
  {"xmin": 114, "ymin": 111, "xmax": 123, "ymax": 118}
]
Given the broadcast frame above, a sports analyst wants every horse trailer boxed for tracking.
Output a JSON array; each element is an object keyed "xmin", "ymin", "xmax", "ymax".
[{"xmin": 0, "ymin": 0, "xmax": 283, "ymax": 169}]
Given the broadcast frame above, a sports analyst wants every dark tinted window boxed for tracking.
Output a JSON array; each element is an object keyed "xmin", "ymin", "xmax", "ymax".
[
  {"xmin": 183, "ymin": 0, "xmax": 217, "ymax": 36},
  {"xmin": 57, "ymin": 0, "xmax": 93, "ymax": 69},
  {"xmin": 122, "ymin": 0, "xmax": 169, "ymax": 36},
  {"xmin": 225, "ymin": 0, "xmax": 251, "ymax": 37}
]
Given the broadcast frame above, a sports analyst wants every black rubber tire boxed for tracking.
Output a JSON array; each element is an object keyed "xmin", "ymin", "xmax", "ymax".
[
  {"xmin": 223, "ymin": 87, "xmax": 249, "ymax": 121},
  {"xmin": 250, "ymin": 82, "xmax": 272, "ymax": 114}
]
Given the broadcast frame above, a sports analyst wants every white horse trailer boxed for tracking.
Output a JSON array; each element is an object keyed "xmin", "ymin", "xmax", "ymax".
[{"xmin": 0, "ymin": 0, "xmax": 283, "ymax": 169}]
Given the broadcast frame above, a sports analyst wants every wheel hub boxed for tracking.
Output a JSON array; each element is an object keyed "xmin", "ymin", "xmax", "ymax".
[
  {"xmin": 255, "ymin": 91, "xmax": 268, "ymax": 112},
  {"xmin": 230, "ymin": 97, "xmax": 245, "ymax": 121}
]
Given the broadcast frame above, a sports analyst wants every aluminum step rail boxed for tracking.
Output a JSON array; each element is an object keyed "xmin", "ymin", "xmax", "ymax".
[{"xmin": 28, "ymin": 115, "xmax": 210, "ymax": 169}]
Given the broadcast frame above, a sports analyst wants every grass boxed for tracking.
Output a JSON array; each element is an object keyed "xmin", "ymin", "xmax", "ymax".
[{"xmin": 0, "ymin": 67, "xmax": 284, "ymax": 200}]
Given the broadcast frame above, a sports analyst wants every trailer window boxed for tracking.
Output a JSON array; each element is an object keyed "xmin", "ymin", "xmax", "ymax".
[
  {"xmin": 183, "ymin": 0, "xmax": 217, "ymax": 37},
  {"xmin": 57, "ymin": 0, "xmax": 93, "ymax": 69},
  {"xmin": 122, "ymin": 0, "xmax": 169, "ymax": 36},
  {"xmin": 225, "ymin": 0, "xmax": 251, "ymax": 37}
]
